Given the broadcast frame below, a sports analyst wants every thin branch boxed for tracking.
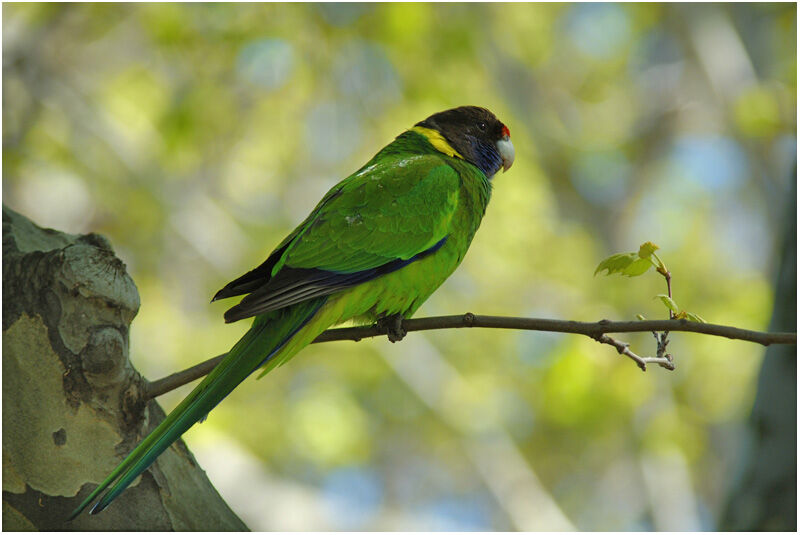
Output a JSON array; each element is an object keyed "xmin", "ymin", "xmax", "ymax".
[
  {"xmin": 143, "ymin": 313, "xmax": 796, "ymax": 399},
  {"xmin": 665, "ymin": 271, "xmax": 674, "ymax": 319},
  {"xmin": 145, "ymin": 355, "xmax": 228, "ymax": 399},
  {"xmin": 651, "ymin": 251, "xmax": 674, "ymax": 319},
  {"xmin": 591, "ymin": 333, "xmax": 674, "ymax": 371},
  {"xmin": 314, "ymin": 314, "xmax": 796, "ymax": 345}
]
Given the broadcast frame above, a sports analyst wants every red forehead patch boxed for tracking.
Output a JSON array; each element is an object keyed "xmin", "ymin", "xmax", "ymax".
[{"xmin": 501, "ymin": 125, "xmax": 510, "ymax": 138}]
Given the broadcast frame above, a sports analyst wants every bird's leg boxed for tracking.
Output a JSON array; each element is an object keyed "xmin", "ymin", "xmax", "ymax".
[{"xmin": 377, "ymin": 313, "xmax": 407, "ymax": 343}]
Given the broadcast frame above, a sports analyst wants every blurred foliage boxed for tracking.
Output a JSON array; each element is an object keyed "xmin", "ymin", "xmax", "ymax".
[{"xmin": 2, "ymin": 3, "xmax": 795, "ymax": 530}]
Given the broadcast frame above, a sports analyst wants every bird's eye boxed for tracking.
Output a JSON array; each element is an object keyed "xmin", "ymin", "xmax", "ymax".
[{"xmin": 478, "ymin": 122, "xmax": 487, "ymax": 132}]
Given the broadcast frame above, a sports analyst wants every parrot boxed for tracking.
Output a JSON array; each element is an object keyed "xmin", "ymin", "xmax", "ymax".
[{"xmin": 69, "ymin": 105, "xmax": 515, "ymax": 518}]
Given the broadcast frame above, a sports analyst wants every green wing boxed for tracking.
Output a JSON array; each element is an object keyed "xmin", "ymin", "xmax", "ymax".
[
  {"xmin": 216, "ymin": 153, "xmax": 462, "ymax": 322},
  {"xmin": 280, "ymin": 156, "xmax": 460, "ymax": 271}
]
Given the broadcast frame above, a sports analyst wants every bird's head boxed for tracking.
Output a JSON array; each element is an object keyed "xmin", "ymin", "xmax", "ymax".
[{"xmin": 415, "ymin": 106, "xmax": 515, "ymax": 179}]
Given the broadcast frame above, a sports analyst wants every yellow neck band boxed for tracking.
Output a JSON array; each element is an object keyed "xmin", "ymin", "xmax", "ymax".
[{"xmin": 411, "ymin": 126, "xmax": 464, "ymax": 160}]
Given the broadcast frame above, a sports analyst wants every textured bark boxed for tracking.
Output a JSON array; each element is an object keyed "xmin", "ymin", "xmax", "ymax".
[
  {"xmin": 2, "ymin": 206, "xmax": 247, "ymax": 531},
  {"xmin": 720, "ymin": 176, "xmax": 797, "ymax": 531}
]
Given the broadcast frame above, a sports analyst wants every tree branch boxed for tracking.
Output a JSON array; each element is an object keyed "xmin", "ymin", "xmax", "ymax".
[
  {"xmin": 590, "ymin": 333, "xmax": 674, "ymax": 372},
  {"xmin": 143, "ymin": 313, "xmax": 796, "ymax": 399}
]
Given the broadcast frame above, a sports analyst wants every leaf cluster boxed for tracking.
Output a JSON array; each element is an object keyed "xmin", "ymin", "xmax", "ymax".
[{"xmin": 595, "ymin": 241, "xmax": 705, "ymax": 323}]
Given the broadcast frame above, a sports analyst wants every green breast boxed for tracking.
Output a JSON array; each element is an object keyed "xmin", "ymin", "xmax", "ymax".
[{"xmin": 334, "ymin": 158, "xmax": 492, "ymax": 323}]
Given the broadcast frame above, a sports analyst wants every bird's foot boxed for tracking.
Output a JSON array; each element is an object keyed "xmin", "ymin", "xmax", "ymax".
[{"xmin": 377, "ymin": 314, "xmax": 406, "ymax": 343}]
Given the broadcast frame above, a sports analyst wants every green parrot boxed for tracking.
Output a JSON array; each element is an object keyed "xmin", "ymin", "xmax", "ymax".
[{"xmin": 70, "ymin": 105, "xmax": 515, "ymax": 518}]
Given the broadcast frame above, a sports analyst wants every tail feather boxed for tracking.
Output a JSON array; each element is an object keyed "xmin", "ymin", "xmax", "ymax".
[{"xmin": 69, "ymin": 297, "xmax": 326, "ymax": 520}]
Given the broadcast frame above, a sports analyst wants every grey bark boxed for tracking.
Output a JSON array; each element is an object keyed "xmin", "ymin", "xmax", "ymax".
[
  {"xmin": 720, "ymin": 175, "xmax": 797, "ymax": 531},
  {"xmin": 2, "ymin": 206, "xmax": 247, "ymax": 531}
]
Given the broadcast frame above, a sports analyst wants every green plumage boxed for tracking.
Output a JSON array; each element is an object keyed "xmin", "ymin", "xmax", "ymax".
[
  {"xmin": 70, "ymin": 106, "xmax": 511, "ymax": 519},
  {"xmin": 286, "ymin": 134, "xmax": 487, "ymax": 269}
]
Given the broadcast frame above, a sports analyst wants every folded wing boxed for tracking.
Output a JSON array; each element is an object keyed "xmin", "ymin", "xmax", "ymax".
[{"xmin": 215, "ymin": 155, "xmax": 461, "ymax": 323}]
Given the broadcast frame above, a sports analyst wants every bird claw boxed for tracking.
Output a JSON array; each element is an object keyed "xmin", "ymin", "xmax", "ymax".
[{"xmin": 377, "ymin": 314, "xmax": 406, "ymax": 343}]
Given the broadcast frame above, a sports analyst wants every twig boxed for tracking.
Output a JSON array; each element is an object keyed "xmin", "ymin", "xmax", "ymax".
[
  {"xmin": 143, "ymin": 313, "xmax": 796, "ymax": 399},
  {"xmin": 652, "ymin": 251, "xmax": 673, "ymax": 319},
  {"xmin": 654, "ymin": 331, "xmax": 672, "ymax": 363},
  {"xmin": 145, "ymin": 354, "xmax": 228, "ymax": 399},
  {"xmin": 664, "ymin": 271, "xmax": 674, "ymax": 319},
  {"xmin": 590, "ymin": 333, "xmax": 674, "ymax": 371}
]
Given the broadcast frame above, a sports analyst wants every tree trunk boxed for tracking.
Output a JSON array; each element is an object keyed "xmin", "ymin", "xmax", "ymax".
[
  {"xmin": 2, "ymin": 206, "xmax": 247, "ymax": 531},
  {"xmin": 720, "ymin": 175, "xmax": 797, "ymax": 531}
]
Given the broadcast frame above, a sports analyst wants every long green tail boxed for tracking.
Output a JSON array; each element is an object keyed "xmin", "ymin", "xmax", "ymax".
[{"xmin": 69, "ymin": 297, "xmax": 325, "ymax": 519}]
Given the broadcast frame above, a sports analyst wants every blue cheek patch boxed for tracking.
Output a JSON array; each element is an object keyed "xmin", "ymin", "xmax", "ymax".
[{"xmin": 466, "ymin": 135, "xmax": 503, "ymax": 178}]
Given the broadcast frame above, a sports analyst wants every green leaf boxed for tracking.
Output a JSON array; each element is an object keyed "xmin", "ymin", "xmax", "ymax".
[
  {"xmin": 594, "ymin": 252, "xmax": 637, "ymax": 276},
  {"xmin": 595, "ymin": 243, "xmax": 660, "ymax": 277},
  {"xmin": 623, "ymin": 257, "xmax": 654, "ymax": 276},
  {"xmin": 656, "ymin": 294, "xmax": 680, "ymax": 314},
  {"xmin": 638, "ymin": 241, "xmax": 659, "ymax": 259},
  {"xmin": 636, "ymin": 314, "xmax": 646, "ymax": 321},
  {"xmin": 685, "ymin": 312, "xmax": 706, "ymax": 323}
]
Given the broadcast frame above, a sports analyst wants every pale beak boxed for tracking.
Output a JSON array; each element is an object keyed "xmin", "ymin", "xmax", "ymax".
[{"xmin": 497, "ymin": 136, "xmax": 515, "ymax": 172}]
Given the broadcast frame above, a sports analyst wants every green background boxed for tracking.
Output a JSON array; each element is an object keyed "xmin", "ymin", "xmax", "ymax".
[{"xmin": 3, "ymin": 3, "xmax": 796, "ymax": 530}]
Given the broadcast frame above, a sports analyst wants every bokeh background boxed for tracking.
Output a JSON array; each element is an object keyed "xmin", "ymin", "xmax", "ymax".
[{"xmin": 3, "ymin": 3, "xmax": 796, "ymax": 530}]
